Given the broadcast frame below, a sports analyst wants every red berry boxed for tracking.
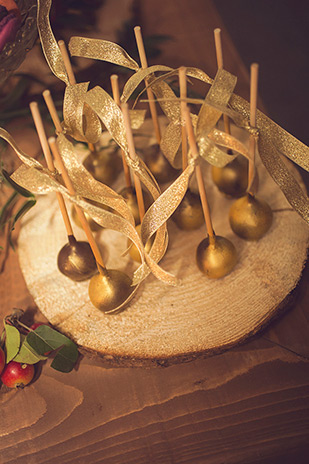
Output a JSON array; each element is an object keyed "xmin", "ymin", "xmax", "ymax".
[
  {"xmin": 30, "ymin": 322, "xmax": 46, "ymax": 330},
  {"xmin": 1, "ymin": 361, "xmax": 35, "ymax": 389},
  {"xmin": 0, "ymin": 347, "xmax": 5, "ymax": 375}
]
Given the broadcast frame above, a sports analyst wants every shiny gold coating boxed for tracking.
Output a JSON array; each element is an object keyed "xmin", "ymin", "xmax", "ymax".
[
  {"xmin": 143, "ymin": 144, "xmax": 180, "ymax": 184},
  {"xmin": 119, "ymin": 186, "xmax": 152, "ymax": 225},
  {"xmin": 229, "ymin": 193, "xmax": 273, "ymax": 240},
  {"xmin": 128, "ymin": 224, "xmax": 155, "ymax": 263},
  {"xmin": 57, "ymin": 235, "xmax": 97, "ymax": 281},
  {"xmin": 172, "ymin": 190, "xmax": 204, "ymax": 230},
  {"xmin": 36, "ymin": 5, "xmax": 309, "ymax": 225},
  {"xmin": 71, "ymin": 205, "xmax": 102, "ymax": 232},
  {"xmin": 88, "ymin": 268, "xmax": 133, "ymax": 313},
  {"xmin": 83, "ymin": 146, "xmax": 122, "ymax": 186},
  {"xmin": 211, "ymin": 156, "xmax": 248, "ymax": 198},
  {"xmin": 196, "ymin": 235, "xmax": 238, "ymax": 279}
]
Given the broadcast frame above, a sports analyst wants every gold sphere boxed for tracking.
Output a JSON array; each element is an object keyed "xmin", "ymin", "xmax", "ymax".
[
  {"xmin": 83, "ymin": 146, "xmax": 122, "ymax": 186},
  {"xmin": 229, "ymin": 193, "xmax": 273, "ymax": 240},
  {"xmin": 196, "ymin": 235, "xmax": 238, "ymax": 279},
  {"xmin": 128, "ymin": 224, "xmax": 155, "ymax": 263},
  {"xmin": 119, "ymin": 186, "xmax": 152, "ymax": 225},
  {"xmin": 143, "ymin": 144, "xmax": 180, "ymax": 184},
  {"xmin": 57, "ymin": 235, "xmax": 97, "ymax": 281},
  {"xmin": 211, "ymin": 156, "xmax": 248, "ymax": 198},
  {"xmin": 88, "ymin": 268, "xmax": 133, "ymax": 313},
  {"xmin": 71, "ymin": 205, "xmax": 102, "ymax": 232},
  {"xmin": 172, "ymin": 190, "xmax": 204, "ymax": 230}
]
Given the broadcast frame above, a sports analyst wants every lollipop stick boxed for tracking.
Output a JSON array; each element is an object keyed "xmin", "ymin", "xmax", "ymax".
[
  {"xmin": 134, "ymin": 26, "xmax": 161, "ymax": 144},
  {"xmin": 42, "ymin": 89, "xmax": 62, "ymax": 134},
  {"xmin": 121, "ymin": 102, "xmax": 145, "ymax": 221},
  {"xmin": 48, "ymin": 137, "xmax": 106, "ymax": 271},
  {"xmin": 58, "ymin": 40, "xmax": 95, "ymax": 152},
  {"xmin": 184, "ymin": 107, "xmax": 215, "ymax": 242},
  {"xmin": 214, "ymin": 28, "xmax": 230, "ymax": 135},
  {"xmin": 110, "ymin": 74, "xmax": 132, "ymax": 189},
  {"xmin": 248, "ymin": 63, "xmax": 259, "ymax": 193},
  {"xmin": 58, "ymin": 39, "xmax": 76, "ymax": 85},
  {"xmin": 179, "ymin": 67, "xmax": 188, "ymax": 170},
  {"xmin": 29, "ymin": 101, "xmax": 74, "ymax": 237}
]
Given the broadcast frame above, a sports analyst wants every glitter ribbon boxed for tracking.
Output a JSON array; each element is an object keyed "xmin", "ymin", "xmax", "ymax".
[
  {"xmin": 0, "ymin": 128, "xmax": 179, "ymax": 287},
  {"xmin": 29, "ymin": 0, "xmax": 309, "ymax": 234}
]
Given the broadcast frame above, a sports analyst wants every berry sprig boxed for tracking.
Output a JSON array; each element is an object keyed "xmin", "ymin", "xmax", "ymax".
[{"xmin": 0, "ymin": 309, "xmax": 79, "ymax": 389}]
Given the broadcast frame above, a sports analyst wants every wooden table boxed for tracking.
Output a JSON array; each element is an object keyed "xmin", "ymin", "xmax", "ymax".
[{"xmin": 1, "ymin": 1, "xmax": 308, "ymax": 463}]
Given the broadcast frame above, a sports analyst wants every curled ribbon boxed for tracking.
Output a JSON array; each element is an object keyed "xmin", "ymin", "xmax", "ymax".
[
  {"xmin": 14, "ymin": 0, "xmax": 309, "ymax": 287},
  {"xmin": 1, "ymin": 128, "xmax": 181, "ymax": 288}
]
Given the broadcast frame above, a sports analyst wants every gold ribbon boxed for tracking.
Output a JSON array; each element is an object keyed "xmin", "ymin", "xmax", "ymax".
[
  {"xmin": 37, "ymin": 0, "xmax": 68, "ymax": 84},
  {"xmin": 69, "ymin": 36, "xmax": 140, "ymax": 71},
  {"xmin": 230, "ymin": 94, "xmax": 309, "ymax": 222},
  {"xmin": 63, "ymin": 83, "xmax": 102, "ymax": 143},
  {"xmin": 0, "ymin": 128, "xmax": 180, "ymax": 286},
  {"xmin": 23, "ymin": 3, "xmax": 309, "ymax": 261}
]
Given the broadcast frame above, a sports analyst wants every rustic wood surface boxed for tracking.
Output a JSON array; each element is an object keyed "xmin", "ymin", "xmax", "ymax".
[
  {"xmin": 0, "ymin": 1, "xmax": 308, "ymax": 463},
  {"xmin": 16, "ymin": 142, "xmax": 309, "ymax": 366}
]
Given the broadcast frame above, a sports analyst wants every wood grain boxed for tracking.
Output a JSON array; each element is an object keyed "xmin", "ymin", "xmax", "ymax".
[
  {"xmin": 16, "ymin": 121, "xmax": 309, "ymax": 366},
  {"xmin": 0, "ymin": 1, "xmax": 308, "ymax": 463},
  {"xmin": 0, "ymin": 343, "xmax": 308, "ymax": 463}
]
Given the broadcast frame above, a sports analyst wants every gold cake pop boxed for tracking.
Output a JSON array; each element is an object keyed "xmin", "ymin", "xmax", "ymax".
[
  {"xmin": 88, "ymin": 266, "xmax": 132, "ymax": 313},
  {"xmin": 83, "ymin": 145, "xmax": 122, "ymax": 187},
  {"xmin": 30, "ymin": 101, "xmax": 97, "ymax": 282},
  {"xmin": 171, "ymin": 190, "xmax": 204, "ymax": 230},
  {"xmin": 229, "ymin": 193, "xmax": 273, "ymax": 240},
  {"xmin": 110, "ymin": 73, "xmax": 153, "ymax": 224},
  {"xmin": 172, "ymin": 67, "xmax": 204, "ymax": 231},
  {"xmin": 57, "ymin": 40, "xmax": 121, "ymax": 187},
  {"xmin": 196, "ymin": 235, "xmax": 237, "ymax": 279},
  {"xmin": 71, "ymin": 205, "xmax": 102, "ymax": 232},
  {"xmin": 128, "ymin": 223, "xmax": 154, "ymax": 263},
  {"xmin": 119, "ymin": 186, "xmax": 152, "ymax": 225},
  {"xmin": 58, "ymin": 235, "xmax": 97, "ymax": 281},
  {"xmin": 143, "ymin": 143, "xmax": 180, "ymax": 185},
  {"xmin": 134, "ymin": 27, "xmax": 180, "ymax": 185},
  {"xmin": 121, "ymin": 101, "xmax": 150, "ymax": 264},
  {"xmin": 48, "ymin": 137, "xmax": 133, "ymax": 313},
  {"xmin": 211, "ymin": 29, "xmax": 248, "ymax": 198},
  {"xmin": 71, "ymin": 198, "xmax": 112, "ymax": 232},
  {"xmin": 211, "ymin": 156, "xmax": 248, "ymax": 198},
  {"xmin": 183, "ymin": 102, "xmax": 237, "ymax": 279},
  {"xmin": 229, "ymin": 63, "xmax": 273, "ymax": 240}
]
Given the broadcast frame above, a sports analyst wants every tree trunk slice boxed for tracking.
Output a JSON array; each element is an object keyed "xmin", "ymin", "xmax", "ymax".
[{"xmin": 17, "ymin": 124, "xmax": 309, "ymax": 367}]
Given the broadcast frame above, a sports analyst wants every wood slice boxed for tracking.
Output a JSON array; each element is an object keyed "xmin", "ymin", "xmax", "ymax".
[{"xmin": 17, "ymin": 126, "xmax": 309, "ymax": 367}]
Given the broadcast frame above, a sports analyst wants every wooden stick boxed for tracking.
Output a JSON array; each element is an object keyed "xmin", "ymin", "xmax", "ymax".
[
  {"xmin": 213, "ymin": 28, "xmax": 230, "ymax": 135},
  {"xmin": 29, "ymin": 101, "xmax": 74, "ymax": 237},
  {"xmin": 121, "ymin": 103, "xmax": 145, "ymax": 221},
  {"xmin": 110, "ymin": 75, "xmax": 132, "ymax": 189},
  {"xmin": 58, "ymin": 39, "xmax": 76, "ymax": 85},
  {"xmin": 42, "ymin": 90, "xmax": 63, "ymax": 134},
  {"xmin": 184, "ymin": 107, "xmax": 215, "ymax": 242},
  {"xmin": 134, "ymin": 26, "xmax": 161, "ymax": 144},
  {"xmin": 248, "ymin": 63, "xmax": 259, "ymax": 192},
  {"xmin": 250, "ymin": 63, "xmax": 259, "ymax": 127},
  {"xmin": 48, "ymin": 137, "xmax": 106, "ymax": 271},
  {"xmin": 178, "ymin": 67, "xmax": 189, "ymax": 171}
]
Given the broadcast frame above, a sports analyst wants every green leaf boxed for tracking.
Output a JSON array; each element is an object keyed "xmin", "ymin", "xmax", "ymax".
[
  {"xmin": 10, "ymin": 199, "xmax": 36, "ymax": 230},
  {"xmin": 13, "ymin": 339, "xmax": 47, "ymax": 364},
  {"xmin": 1, "ymin": 170, "xmax": 35, "ymax": 198},
  {"xmin": 0, "ymin": 191, "xmax": 18, "ymax": 228},
  {"xmin": 27, "ymin": 325, "xmax": 78, "ymax": 373},
  {"xmin": 4, "ymin": 322, "xmax": 20, "ymax": 363}
]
